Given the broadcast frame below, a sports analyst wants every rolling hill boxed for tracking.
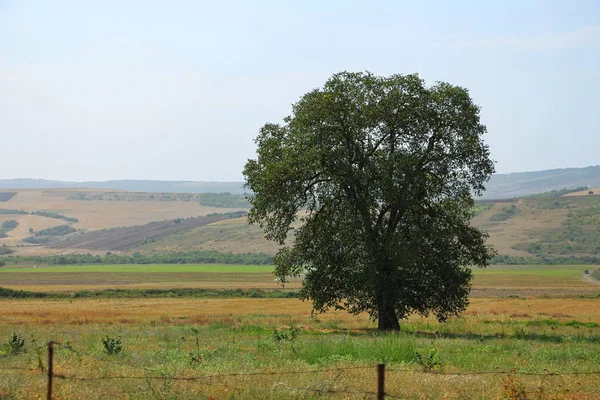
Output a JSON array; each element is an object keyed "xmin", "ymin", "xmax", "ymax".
[
  {"xmin": 2, "ymin": 166, "xmax": 600, "ymax": 199},
  {"xmin": 0, "ymin": 188, "xmax": 247, "ymax": 255},
  {"xmin": 483, "ymin": 166, "xmax": 600, "ymax": 199},
  {"xmin": 1, "ymin": 168, "xmax": 600, "ymax": 261}
]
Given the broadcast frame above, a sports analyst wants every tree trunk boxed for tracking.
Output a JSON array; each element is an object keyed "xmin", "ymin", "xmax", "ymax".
[{"xmin": 377, "ymin": 304, "xmax": 400, "ymax": 331}]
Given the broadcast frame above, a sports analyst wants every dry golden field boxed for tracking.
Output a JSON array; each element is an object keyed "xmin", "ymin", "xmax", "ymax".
[
  {"xmin": 0, "ymin": 214, "xmax": 64, "ymax": 246},
  {"xmin": 2, "ymin": 187, "xmax": 600, "ymax": 260},
  {"xmin": 0, "ymin": 188, "xmax": 246, "ymax": 255},
  {"xmin": 1, "ymin": 189, "xmax": 243, "ymax": 230},
  {"xmin": 471, "ymin": 201, "xmax": 564, "ymax": 257},
  {"xmin": 563, "ymin": 187, "xmax": 600, "ymax": 196},
  {"xmin": 2, "ymin": 296, "xmax": 599, "ymax": 327}
]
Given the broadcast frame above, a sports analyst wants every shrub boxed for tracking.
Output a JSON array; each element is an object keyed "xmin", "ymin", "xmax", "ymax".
[
  {"xmin": 188, "ymin": 327, "xmax": 202, "ymax": 364},
  {"xmin": 272, "ymin": 325, "xmax": 300, "ymax": 342},
  {"xmin": 413, "ymin": 343, "xmax": 441, "ymax": 372},
  {"xmin": 34, "ymin": 225, "xmax": 76, "ymax": 236},
  {"xmin": 1, "ymin": 250, "xmax": 273, "ymax": 265},
  {"xmin": 22, "ymin": 237, "xmax": 51, "ymax": 244},
  {"xmin": 0, "ymin": 209, "xmax": 28, "ymax": 215},
  {"xmin": 101, "ymin": 335, "xmax": 123, "ymax": 355},
  {"xmin": 471, "ymin": 203, "xmax": 493, "ymax": 217},
  {"xmin": 31, "ymin": 211, "xmax": 78, "ymax": 223},
  {"xmin": 1, "ymin": 220, "xmax": 17, "ymax": 231},
  {"xmin": 527, "ymin": 242, "xmax": 543, "ymax": 254},
  {"xmin": 490, "ymin": 204, "xmax": 519, "ymax": 221},
  {"xmin": 1, "ymin": 333, "xmax": 25, "ymax": 355},
  {"xmin": 198, "ymin": 193, "xmax": 250, "ymax": 208}
]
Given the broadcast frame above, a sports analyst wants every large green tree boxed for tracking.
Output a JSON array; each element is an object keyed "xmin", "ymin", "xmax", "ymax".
[{"xmin": 243, "ymin": 72, "xmax": 495, "ymax": 330}]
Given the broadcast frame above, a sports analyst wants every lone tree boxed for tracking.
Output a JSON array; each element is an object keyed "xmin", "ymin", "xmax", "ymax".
[{"xmin": 243, "ymin": 72, "xmax": 495, "ymax": 330}]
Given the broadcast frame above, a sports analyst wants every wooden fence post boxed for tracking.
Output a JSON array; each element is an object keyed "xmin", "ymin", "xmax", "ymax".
[
  {"xmin": 377, "ymin": 363, "xmax": 385, "ymax": 400},
  {"xmin": 47, "ymin": 341, "xmax": 55, "ymax": 400}
]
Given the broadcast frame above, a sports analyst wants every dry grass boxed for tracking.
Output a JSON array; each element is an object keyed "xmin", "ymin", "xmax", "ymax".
[
  {"xmin": 472, "ymin": 201, "xmax": 567, "ymax": 257},
  {"xmin": 0, "ymin": 297, "xmax": 357, "ymax": 325},
  {"xmin": 563, "ymin": 187, "xmax": 600, "ymax": 196},
  {"xmin": 462, "ymin": 297, "xmax": 600, "ymax": 321},
  {"xmin": 0, "ymin": 214, "xmax": 64, "ymax": 245},
  {"xmin": 2, "ymin": 297, "xmax": 600, "ymax": 398},
  {"xmin": 2, "ymin": 188, "xmax": 598, "ymax": 259},
  {"xmin": 2, "ymin": 281, "xmax": 301, "ymax": 292},
  {"xmin": 3, "ymin": 363, "xmax": 598, "ymax": 400},
  {"xmin": 1, "ymin": 188, "xmax": 248, "ymax": 255},
  {"xmin": 472, "ymin": 273, "xmax": 590, "ymax": 288},
  {"xmin": 0, "ymin": 271, "xmax": 301, "ymax": 292},
  {"xmin": 2, "ymin": 297, "xmax": 598, "ymax": 326},
  {"xmin": 2, "ymin": 292, "xmax": 599, "ymax": 399},
  {"xmin": 3, "ymin": 189, "xmax": 244, "ymax": 230}
]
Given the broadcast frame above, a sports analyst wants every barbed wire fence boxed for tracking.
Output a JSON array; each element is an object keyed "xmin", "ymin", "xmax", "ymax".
[{"xmin": 2, "ymin": 341, "xmax": 600, "ymax": 399}]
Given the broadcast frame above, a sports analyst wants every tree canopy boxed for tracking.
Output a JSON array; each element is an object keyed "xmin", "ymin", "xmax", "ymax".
[{"xmin": 243, "ymin": 72, "xmax": 495, "ymax": 330}]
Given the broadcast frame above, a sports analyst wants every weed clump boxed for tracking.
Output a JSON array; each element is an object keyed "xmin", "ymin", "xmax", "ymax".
[
  {"xmin": 272, "ymin": 325, "xmax": 300, "ymax": 342},
  {"xmin": 500, "ymin": 376, "xmax": 528, "ymax": 400},
  {"xmin": 1, "ymin": 333, "xmax": 25, "ymax": 355},
  {"xmin": 101, "ymin": 335, "xmax": 123, "ymax": 355},
  {"xmin": 413, "ymin": 343, "xmax": 441, "ymax": 372},
  {"xmin": 188, "ymin": 327, "xmax": 202, "ymax": 364}
]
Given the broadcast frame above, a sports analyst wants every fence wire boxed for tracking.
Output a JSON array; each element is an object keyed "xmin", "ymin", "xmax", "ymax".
[{"xmin": 4, "ymin": 343, "xmax": 600, "ymax": 399}]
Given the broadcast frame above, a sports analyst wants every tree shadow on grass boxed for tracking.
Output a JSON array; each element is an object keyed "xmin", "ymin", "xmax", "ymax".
[{"xmin": 305, "ymin": 327, "xmax": 600, "ymax": 344}]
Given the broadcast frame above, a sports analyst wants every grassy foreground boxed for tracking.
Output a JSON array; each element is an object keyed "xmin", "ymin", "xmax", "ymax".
[
  {"xmin": 1, "ymin": 264, "xmax": 599, "ymax": 399},
  {"xmin": 2, "ymin": 296, "xmax": 600, "ymax": 399}
]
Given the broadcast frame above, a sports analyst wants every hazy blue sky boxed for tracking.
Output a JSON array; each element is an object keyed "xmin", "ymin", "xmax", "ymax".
[{"xmin": 1, "ymin": 0, "xmax": 599, "ymax": 181}]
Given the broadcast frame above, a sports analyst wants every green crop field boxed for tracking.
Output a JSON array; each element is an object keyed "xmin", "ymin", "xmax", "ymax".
[
  {"xmin": 0, "ymin": 263, "xmax": 274, "ymax": 274},
  {"xmin": 1, "ymin": 262, "xmax": 589, "ymax": 276},
  {"xmin": 1, "ymin": 264, "xmax": 597, "ymax": 296}
]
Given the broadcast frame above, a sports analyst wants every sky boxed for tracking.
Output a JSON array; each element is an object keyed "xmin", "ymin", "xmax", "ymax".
[{"xmin": 1, "ymin": 0, "xmax": 599, "ymax": 182}]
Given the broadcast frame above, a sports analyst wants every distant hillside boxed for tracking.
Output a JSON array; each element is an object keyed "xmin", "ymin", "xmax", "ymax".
[
  {"xmin": 0, "ymin": 179, "xmax": 246, "ymax": 194},
  {"xmin": 0, "ymin": 188, "xmax": 247, "ymax": 254},
  {"xmin": 1, "ymin": 186, "xmax": 600, "ymax": 261},
  {"xmin": 2, "ymin": 165, "xmax": 600, "ymax": 199},
  {"xmin": 134, "ymin": 191, "xmax": 600, "ymax": 260},
  {"xmin": 482, "ymin": 166, "xmax": 600, "ymax": 199}
]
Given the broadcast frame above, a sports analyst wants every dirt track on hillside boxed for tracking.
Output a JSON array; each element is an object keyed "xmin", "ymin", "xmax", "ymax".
[{"xmin": 50, "ymin": 214, "xmax": 236, "ymax": 251}]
